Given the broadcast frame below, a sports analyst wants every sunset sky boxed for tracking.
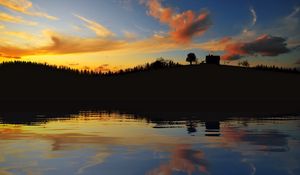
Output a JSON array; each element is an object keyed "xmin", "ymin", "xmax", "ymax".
[{"xmin": 0, "ymin": 0, "xmax": 300, "ymax": 71}]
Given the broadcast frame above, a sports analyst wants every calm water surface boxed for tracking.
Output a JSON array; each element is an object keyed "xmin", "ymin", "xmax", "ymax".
[{"xmin": 0, "ymin": 112, "xmax": 300, "ymax": 175}]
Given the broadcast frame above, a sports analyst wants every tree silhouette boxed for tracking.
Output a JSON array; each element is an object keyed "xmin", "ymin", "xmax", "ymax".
[
  {"xmin": 186, "ymin": 53, "xmax": 197, "ymax": 65},
  {"xmin": 238, "ymin": 60, "xmax": 250, "ymax": 67}
]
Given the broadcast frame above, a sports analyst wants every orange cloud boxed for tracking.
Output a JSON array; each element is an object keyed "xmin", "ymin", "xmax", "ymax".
[
  {"xmin": 43, "ymin": 31, "xmax": 122, "ymax": 54},
  {"xmin": 0, "ymin": 0, "xmax": 58, "ymax": 20},
  {"xmin": 74, "ymin": 14, "xmax": 115, "ymax": 38},
  {"xmin": 222, "ymin": 43, "xmax": 247, "ymax": 60},
  {"xmin": 0, "ymin": 30, "xmax": 125, "ymax": 58},
  {"xmin": 0, "ymin": 28, "xmax": 199, "ymax": 59},
  {"xmin": 7, "ymin": 28, "xmax": 286, "ymax": 62},
  {"xmin": 145, "ymin": 0, "xmax": 211, "ymax": 43},
  {"xmin": 0, "ymin": 12, "xmax": 37, "ymax": 25},
  {"xmin": 0, "ymin": 45, "xmax": 34, "ymax": 58}
]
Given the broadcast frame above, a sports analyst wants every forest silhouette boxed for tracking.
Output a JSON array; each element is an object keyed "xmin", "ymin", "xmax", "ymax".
[
  {"xmin": 0, "ymin": 59, "xmax": 300, "ymax": 116},
  {"xmin": 0, "ymin": 59, "xmax": 298, "ymax": 77}
]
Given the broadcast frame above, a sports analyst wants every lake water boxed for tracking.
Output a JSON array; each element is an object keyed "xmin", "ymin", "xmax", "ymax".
[{"xmin": 0, "ymin": 111, "xmax": 300, "ymax": 175}]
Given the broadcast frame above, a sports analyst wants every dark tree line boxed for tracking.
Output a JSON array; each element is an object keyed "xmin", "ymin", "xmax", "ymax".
[
  {"xmin": 1, "ymin": 59, "xmax": 299, "ymax": 105},
  {"xmin": 0, "ymin": 61, "xmax": 96, "ymax": 76},
  {"xmin": 0, "ymin": 60, "xmax": 298, "ymax": 78},
  {"xmin": 254, "ymin": 65, "xmax": 299, "ymax": 74},
  {"xmin": 112, "ymin": 58, "xmax": 181, "ymax": 75},
  {"xmin": 0, "ymin": 59, "xmax": 182, "ymax": 77}
]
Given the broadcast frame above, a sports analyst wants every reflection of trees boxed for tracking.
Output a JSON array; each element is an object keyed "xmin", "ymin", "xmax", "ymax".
[
  {"xmin": 186, "ymin": 121, "xmax": 198, "ymax": 135},
  {"xmin": 205, "ymin": 121, "xmax": 220, "ymax": 137},
  {"xmin": 205, "ymin": 121, "xmax": 220, "ymax": 130},
  {"xmin": 147, "ymin": 144, "xmax": 208, "ymax": 175}
]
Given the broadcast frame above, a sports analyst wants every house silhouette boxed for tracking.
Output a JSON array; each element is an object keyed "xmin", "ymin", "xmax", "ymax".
[{"xmin": 206, "ymin": 54, "xmax": 220, "ymax": 65}]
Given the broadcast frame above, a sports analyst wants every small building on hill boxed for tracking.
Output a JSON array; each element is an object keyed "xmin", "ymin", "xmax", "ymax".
[{"xmin": 206, "ymin": 55, "xmax": 220, "ymax": 65}]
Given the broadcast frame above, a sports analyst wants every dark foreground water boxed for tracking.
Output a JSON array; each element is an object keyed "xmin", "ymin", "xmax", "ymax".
[{"xmin": 0, "ymin": 112, "xmax": 300, "ymax": 175}]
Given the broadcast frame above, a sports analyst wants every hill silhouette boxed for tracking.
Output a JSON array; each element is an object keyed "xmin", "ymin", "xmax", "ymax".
[{"xmin": 0, "ymin": 61, "xmax": 300, "ymax": 115}]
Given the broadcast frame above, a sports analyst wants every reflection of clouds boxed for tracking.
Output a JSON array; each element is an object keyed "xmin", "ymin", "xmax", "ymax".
[
  {"xmin": 242, "ymin": 130, "xmax": 289, "ymax": 147},
  {"xmin": 0, "ymin": 127, "xmax": 29, "ymax": 140},
  {"xmin": 0, "ymin": 123, "xmax": 203, "ymax": 175},
  {"xmin": 45, "ymin": 133, "xmax": 118, "ymax": 151},
  {"xmin": 77, "ymin": 150, "xmax": 111, "ymax": 174},
  {"xmin": 242, "ymin": 158, "xmax": 256, "ymax": 175},
  {"xmin": 0, "ymin": 126, "xmax": 199, "ymax": 152},
  {"xmin": 220, "ymin": 125, "xmax": 296, "ymax": 175},
  {"xmin": 217, "ymin": 124, "xmax": 293, "ymax": 175},
  {"xmin": 0, "ymin": 169, "xmax": 13, "ymax": 175},
  {"xmin": 147, "ymin": 144, "xmax": 208, "ymax": 175},
  {"xmin": 222, "ymin": 127, "xmax": 246, "ymax": 144},
  {"xmin": 221, "ymin": 126, "xmax": 289, "ymax": 151},
  {"xmin": 0, "ymin": 160, "xmax": 55, "ymax": 175},
  {"xmin": 1, "ymin": 117, "xmax": 299, "ymax": 175}
]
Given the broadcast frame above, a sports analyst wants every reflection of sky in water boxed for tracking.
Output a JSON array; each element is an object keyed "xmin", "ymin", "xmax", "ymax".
[{"xmin": 0, "ymin": 113, "xmax": 300, "ymax": 175}]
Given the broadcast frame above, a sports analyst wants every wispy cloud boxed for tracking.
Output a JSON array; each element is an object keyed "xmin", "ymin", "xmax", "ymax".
[
  {"xmin": 242, "ymin": 6, "xmax": 257, "ymax": 37},
  {"xmin": 0, "ymin": 0, "xmax": 58, "ymax": 20},
  {"xmin": 287, "ymin": 6, "xmax": 300, "ymax": 19},
  {"xmin": 0, "ymin": 12, "xmax": 37, "ymax": 25},
  {"xmin": 250, "ymin": 7, "xmax": 257, "ymax": 26},
  {"xmin": 3, "ymin": 31, "xmax": 35, "ymax": 40},
  {"xmin": 144, "ymin": 0, "xmax": 212, "ymax": 43},
  {"xmin": 284, "ymin": 6, "xmax": 300, "ymax": 34},
  {"xmin": 74, "ymin": 14, "xmax": 115, "ymax": 38}
]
